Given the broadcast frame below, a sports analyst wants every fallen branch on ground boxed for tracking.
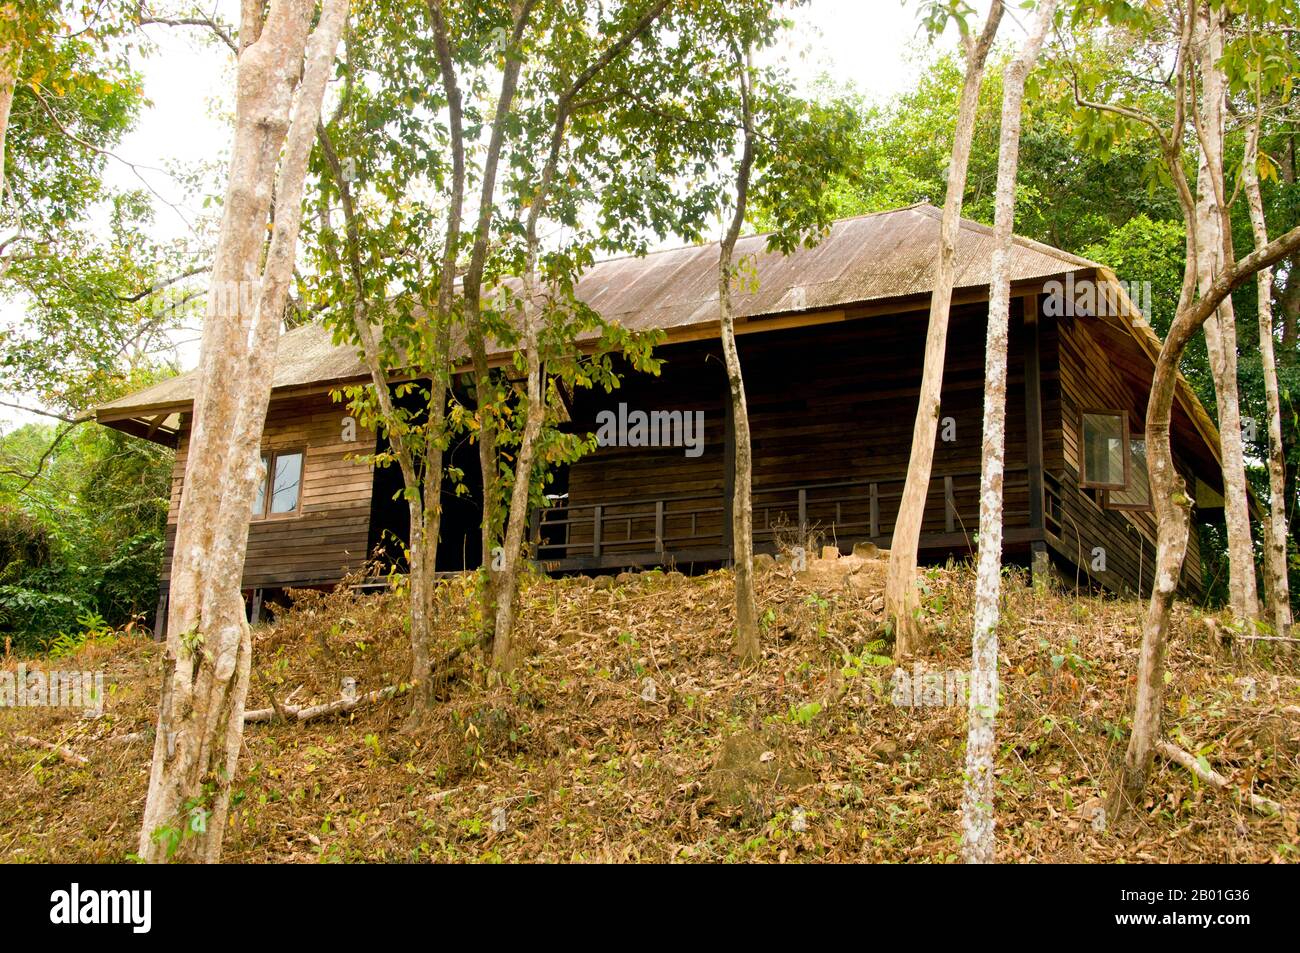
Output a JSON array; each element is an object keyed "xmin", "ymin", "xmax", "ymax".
[
  {"xmin": 102, "ymin": 731, "xmax": 149, "ymax": 745},
  {"xmin": 243, "ymin": 685, "xmax": 399, "ymax": 724},
  {"xmin": 243, "ymin": 639, "xmax": 471, "ymax": 725},
  {"xmin": 1156, "ymin": 739, "xmax": 1285, "ymax": 816},
  {"xmin": 1203, "ymin": 617, "xmax": 1299, "ymax": 644},
  {"xmin": 16, "ymin": 734, "xmax": 88, "ymax": 765}
]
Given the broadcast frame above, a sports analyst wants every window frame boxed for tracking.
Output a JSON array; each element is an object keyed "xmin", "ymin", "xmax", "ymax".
[
  {"xmin": 1105, "ymin": 437, "xmax": 1154, "ymax": 512},
  {"xmin": 252, "ymin": 447, "xmax": 306, "ymax": 521},
  {"xmin": 1078, "ymin": 408, "xmax": 1131, "ymax": 491}
]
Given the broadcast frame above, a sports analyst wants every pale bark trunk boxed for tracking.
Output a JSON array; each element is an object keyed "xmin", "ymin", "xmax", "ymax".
[
  {"xmin": 963, "ymin": 0, "xmax": 1056, "ymax": 865},
  {"xmin": 720, "ymin": 50, "xmax": 759, "ymax": 664},
  {"xmin": 486, "ymin": 0, "xmax": 671, "ymax": 669},
  {"xmin": 461, "ymin": 2, "xmax": 533, "ymax": 591},
  {"xmin": 138, "ymin": 0, "xmax": 347, "ymax": 863},
  {"xmin": 1242, "ymin": 121, "xmax": 1292, "ymax": 637},
  {"xmin": 348, "ymin": 313, "xmax": 435, "ymax": 715},
  {"xmin": 1193, "ymin": 6, "xmax": 1260, "ymax": 623},
  {"xmin": 492, "ymin": 274, "xmax": 543, "ymax": 671},
  {"xmin": 1111, "ymin": 224, "xmax": 1300, "ymax": 819},
  {"xmin": 1107, "ymin": 10, "xmax": 1202, "ymax": 820},
  {"xmin": 886, "ymin": 3, "xmax": 1002, "ymax": 657},
  {"xmin": 490, "ymin": 86, "xmax": 564, "ymax": 673},
  {"xmin": 0, "ymin": 47, "xmax": 19, "ymax": 206},
  {"xmin": 315, "ymin": 122, "xmax": 442, "ymax": 721},
  {"xmin": 398, "ymin": 0, "xmax": 463, "ymax": 713}
]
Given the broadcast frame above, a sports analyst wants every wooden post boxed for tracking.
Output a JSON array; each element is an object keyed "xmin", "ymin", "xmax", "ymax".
[
  {"xmin": 1022, "ymin": 294, "xmax": 1048, "ymax": 588},
  {"xmin": 797, "ymin": 487, "xmax": 808, "ymax": 542},
  {"xmin": 153, "ymin": 588, "xmax": 169, "ymax": 642},
  {"xmin": 723, "ymin": 385, "xmax": 735, "ymax": 555},
  {"xmin": 1031, "ymin": 542, "xmax": 1051, "ymax": 589},
  {"xmin": 592, "ymin": 505, "xmax": 603, "ymax": 561},
  {"xmin": 655, "ymin": 500, "xmax": 665, "ymax": 554},
  {"xmin": 869, "ymin": 482, "xmax": 880, "ymax": 539},
  {"xmin": 944, "ymin": 476, "xmax": 956, "ymax": 533}
]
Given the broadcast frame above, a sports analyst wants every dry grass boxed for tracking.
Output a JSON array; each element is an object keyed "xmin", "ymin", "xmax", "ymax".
[{"xmin": 2, "ymin": 562, "xmax": 1298, "ymax": 863}]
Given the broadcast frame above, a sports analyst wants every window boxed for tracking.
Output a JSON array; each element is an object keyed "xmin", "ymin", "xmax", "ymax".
[
  {"xmin": 1079, "ymin": 410, "xmax": 1129, "ymax": 489},
  {"xmin": 1107, "ymin": 438, "xmax": 1152, "ymax": 511},
  {"xmin": 252, "ymin": 450, "xmax": 304, "ymax": 519}
]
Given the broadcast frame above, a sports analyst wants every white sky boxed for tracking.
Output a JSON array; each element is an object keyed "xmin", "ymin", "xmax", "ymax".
[
  {"xmin": 2, "ymin": 0, "xmax": 1006, "ymax": 431},
  {"xmin": 113, "ymin": 0, "xmax": 1002, "ymax": 239}
]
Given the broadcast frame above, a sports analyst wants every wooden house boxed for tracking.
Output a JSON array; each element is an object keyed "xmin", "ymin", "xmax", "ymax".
[{"xmin": 95, "ymin": 205, "xmax": 1229, "ymax": 624}]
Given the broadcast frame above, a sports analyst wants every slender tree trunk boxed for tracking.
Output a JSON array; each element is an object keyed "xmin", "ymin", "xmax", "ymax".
[
  {"xmin": 403, "ymin": 0, "xmax": 467, "ymax": 711},
  {"xmin": 1243, "ymin": 121, "xmax": 1292, "ymax": 637},
  {"xmin": 963, "ymin": 0, "xmax": 1056, "ymax": 865},
  {"xmin": 0, "ymin": 46, "xmax": 19, "ymax": 206},
  {"xmin": 316, "ymin": 114, "xmax": 445, "ymax": 721},
  {"xmin": 355, "ymin": 332, "xmax": 434, "ymax": 714},
  {"xmin": 1193, "ymin": 5, "xmax": 1260, "ymax": 623},
  {"xmin": 1111, "ymin": 224, "xmax": 1300, "ymax": 819},
  {"xmin": 886, "ymin": 3, "xmax": 1002, "ymax": 657},
  {"xmin": 1281, "ymin": 265, "xmax": 1300, "ymax": 547},
  {"xmin": 719, "ymin": 49, "xmax": 758, "ymax": 664},
  {"xmin": 492, "ymin": 273, "xmax": 543, "ymax": 671},
  {"xmin": 139, "ymin": 0, "xmax": 347, "ymax": 863},
  {"xmin": 1280, "ymin": 260, "xmax": 1299, "ymax": 364},
  {"xmin": 1106, "ymin": 9, "xmax": 1202, "ymax": 819},
  {"xmin": 461, "ymin": 2, "xmax": 533, "ymax": 593},
  {"xmin": 484, "ymin": 0, "xmax": 671, "ymax": 669}
]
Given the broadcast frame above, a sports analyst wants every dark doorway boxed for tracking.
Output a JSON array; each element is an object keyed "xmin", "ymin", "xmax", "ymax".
[
  {"xmin": 436, "ymin": 423, "xmax": 483, "ymax": 571},
  {"xmin": 364, "ymin": 377, "xmax": 485, "ymax": 574}
]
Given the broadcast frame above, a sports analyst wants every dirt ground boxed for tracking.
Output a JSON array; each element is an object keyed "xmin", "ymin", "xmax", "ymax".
[{"xmin": 2, "ymin": 560, "xmax": 1297, "ymax": 862}]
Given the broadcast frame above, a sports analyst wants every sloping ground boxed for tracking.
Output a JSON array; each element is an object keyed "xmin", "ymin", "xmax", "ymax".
[{"xmin": 2, "ymin": 561, "xmax": 1298, "ymax": 863}]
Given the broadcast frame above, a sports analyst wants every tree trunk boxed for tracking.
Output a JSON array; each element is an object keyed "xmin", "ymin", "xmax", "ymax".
[
  {"xmin": 1279, "ymin": 259, "xmax": 1299, "ymax": 365},
  {"xmin": 1193, "ymin": 5, "xmax": 1260, "ymax": 623},
  {"xmin": 491, "ymin": 275, "xmax": 543, "ymax": 672},
  {"xmin": 963, "ymin": 0, "xmax": 1056, "ymax": 865},
  {"xmin": 0, "ymin": 46, "xmax": 19, "ymax": 205},
  {"xmin": 139, "ymin": 0, "xmax": 347, "ymax": 863},
  {"xmin": 460, "ymin": 3, "xmax": 532, "ymax": 595},
  {"xmin": 315, "ymin": 121, "xmax": 444, "ymax": 722},
  {"xmin": 343, "ymin": 306, "xmax": 434, "ymax": 715},
  {"xmin": 482, "ymin": 0, "xmax": 670, "ymax": 669},
  {"xmin": 1110, "ymin": 223, "xmax": 1300, "ymax": 819},
  {"xmin": 886, "ymin": 3, "xmax": 1002, "ymax": 657},
  {"xmin": 720, "ymin": 50, "xmax": 759, "ymax": 664},
  {"xmin": 1243, "ymin": 120, "xmax": 1292, "ymax": 638},
  {"xmin": 403, "ymin": 0, "xmax": 465, "ymax": 712}
]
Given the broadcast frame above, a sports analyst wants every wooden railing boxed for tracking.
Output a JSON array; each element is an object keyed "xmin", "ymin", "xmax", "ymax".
[{"xmin": 531, "ymin": 467, "xmax": 1033, "ymax": 570}]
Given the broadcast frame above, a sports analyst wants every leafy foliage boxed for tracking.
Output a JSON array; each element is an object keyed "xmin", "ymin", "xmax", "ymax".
[{"xmin": 0, "ymin": 415, "xmax": 170, "ymax": 651}]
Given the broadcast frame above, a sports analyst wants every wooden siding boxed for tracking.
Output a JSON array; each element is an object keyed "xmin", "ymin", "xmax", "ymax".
[
  {"xmin": 148, "ymin": 293, "xmax": 1215, "ymax": 601},
  {"xmin": 161, "ymin": 394, "xmax": 376, "ymax": 590},
  {"xmin": 559, "ymin": 300, "xmax": 1038, "ymax": 567},
  {"xmin": 1049, "ymin": 310, "xmax": 1204, "ymax": 596}
]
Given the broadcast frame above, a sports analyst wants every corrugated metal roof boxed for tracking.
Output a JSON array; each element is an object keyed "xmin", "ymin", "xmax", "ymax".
[{"xmin": 97, "ymin": 204, "xmax": 1095, "ymax": 418}]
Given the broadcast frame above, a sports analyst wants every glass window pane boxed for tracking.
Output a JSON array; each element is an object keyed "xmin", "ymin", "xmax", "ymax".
[
  {"xmin": 252, "ymin": 454, "xmax": 269, "ymax": 517},
  {"xmin": 1110, "ymin": 440, "xmax": 1151, "ymax": 509},
  {"xmin": 269, "ymin": 452, "xmax": 303, "ymax": 513},
  {"xmin": 1082, "ymin": 413, "xmax": 1126, "ymax": 487}
]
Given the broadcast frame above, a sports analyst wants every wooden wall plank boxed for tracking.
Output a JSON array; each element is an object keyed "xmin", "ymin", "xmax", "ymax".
[{"xmin": 161, "ymin": 395, "xmax": 376, "ymax": 590}]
